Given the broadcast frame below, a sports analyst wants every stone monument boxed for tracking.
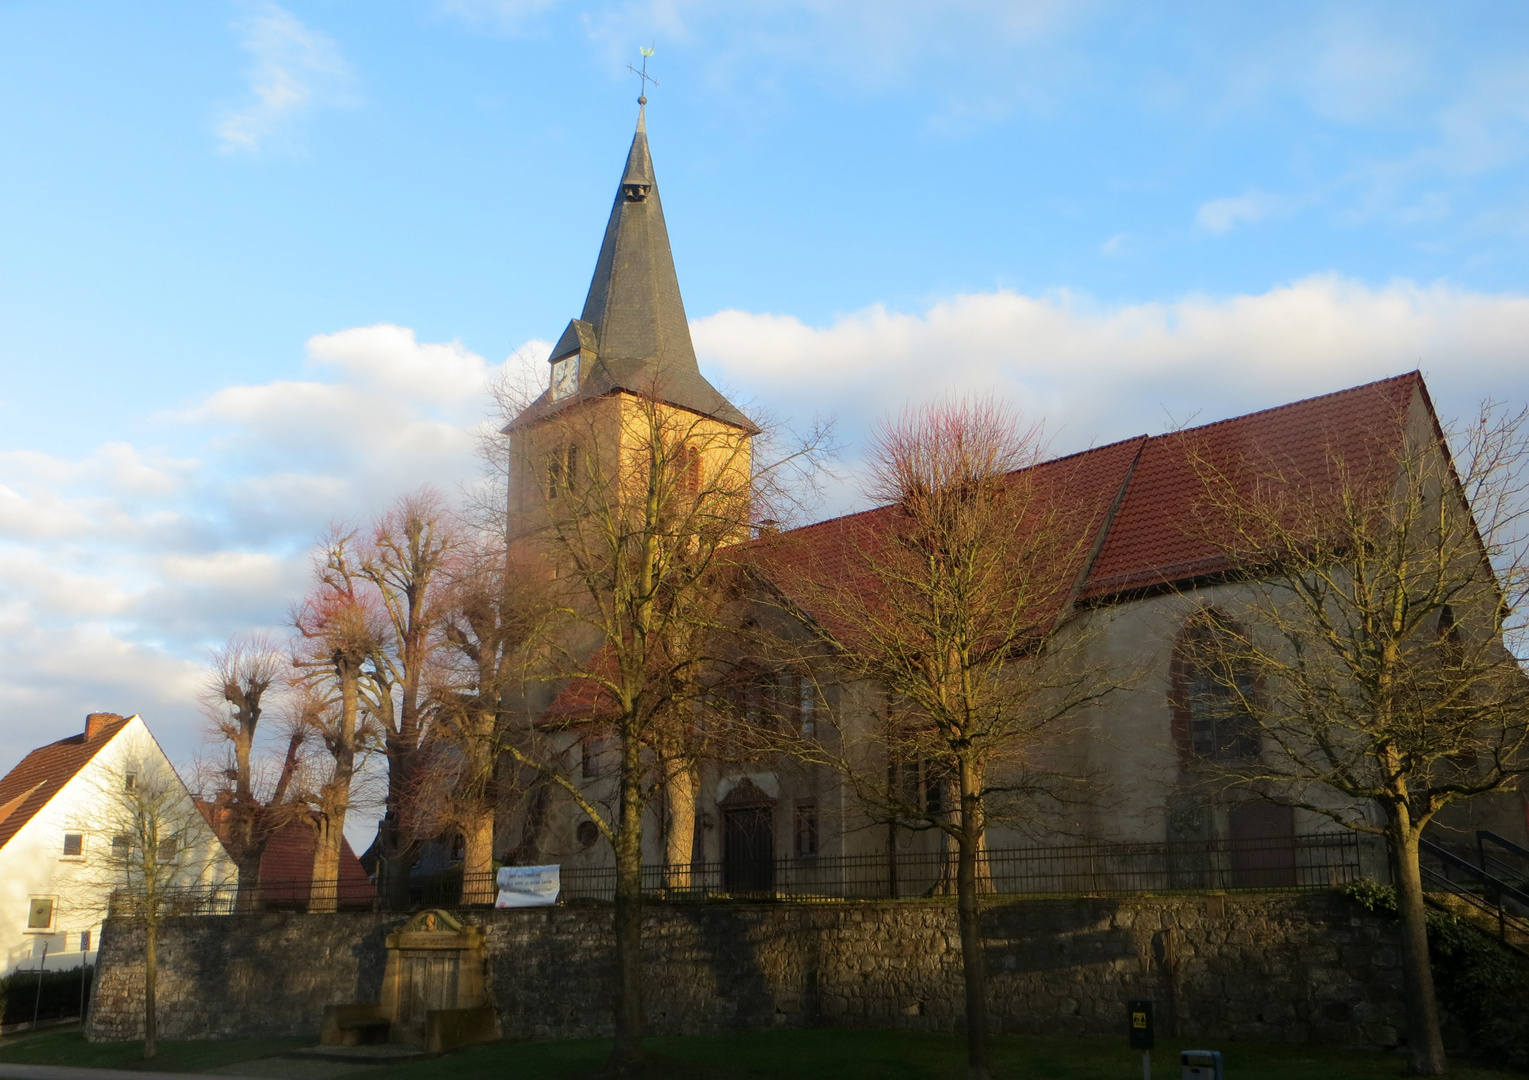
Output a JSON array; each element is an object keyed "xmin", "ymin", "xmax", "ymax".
[{"xmin": 321, "ymin": 909, "xmax": 498, "ymax": 1053}]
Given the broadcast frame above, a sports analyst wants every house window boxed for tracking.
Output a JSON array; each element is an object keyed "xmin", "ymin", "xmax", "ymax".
[
  {"xmin": 124, "ymin": 772, "xmax": 137, "ymax": 791},
  {"xmin": 62, "ymin": 833, "xmax": 84, "ymax": 858},
  {"xmin": 156, "ymin": 838, "xmax": 177, "ymax": 864},
  {"xmin": 80, "ymin": 930, "xmax": 91, "ymax": 954},
  {"xmin": 27, "ymin": 897, "xmax": 54, "ymax": 931},
  {"xmin": 112, "ymin": 835, "xmax": 131, "ymax": 860},
  {"xmin": 793, "ymin": 801, "xmax": 819, "ymax": 857}
]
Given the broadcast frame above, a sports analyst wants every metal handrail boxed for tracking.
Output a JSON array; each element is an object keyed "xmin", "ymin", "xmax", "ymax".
[
  {"xmin": 1478, "ymin": 829, "xmax": 1529, "ymax": 861},
  {"xmin": 1419, "ymin": 837, "xmax": 1529, "ymax": 949},
  {"xmin": 1421, "ymin": 838, "xmax": 1529, "ymax": 909}
]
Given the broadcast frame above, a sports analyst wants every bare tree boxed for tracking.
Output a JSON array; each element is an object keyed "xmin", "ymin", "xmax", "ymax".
[
  {"xmin": 199, "ymin": 633, "xmax": 306, "ymax": 908},
  {"xmin": 355, "ymin": 490, "xmax": 459, "ymax": 910},
  {"xmin": 293, "ymin": 530, "xmax": 384, "ymax": 913},
  {"xmin": 771, "ymin": 398, "xmax": 1121, "ymax": 1080},
  {"xmin": 74, "ymin": 758, "xmax": 231, "ymax": 1058},
  {"xmin": 1180, "ymin": 398, "xmax": 1529, "ymax": 1076},
  {"xmin": 502, "ymin": 385, "xmax": 828, "ymax": 1073},
  {"xmin": 419, "ymin": 534, "xmax": 544, "ymax": 904}
]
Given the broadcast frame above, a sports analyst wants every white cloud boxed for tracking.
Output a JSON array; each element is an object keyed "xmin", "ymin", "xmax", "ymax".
[
  {"xmin": 693, "ymin": 275, "xmax": 1529, "ymax": 513},
  {"xmin": 1195, "ymin": 190, "xmax": 1285, "ymax": 234},
  {"xmin": 0, "ymin": 325, "xmax": 539, "ymax": 795},
  {"xmin": 216, "ymin": 3, "xmax": 356, "ymax": 154},
  {"xmin": 4, "ymin": 283, "xmax": 1529, "ymax": 830}
]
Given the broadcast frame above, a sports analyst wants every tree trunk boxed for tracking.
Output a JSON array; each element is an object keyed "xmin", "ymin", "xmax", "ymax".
[
  {"xmin": 310, "ymin": 660, "xmax": 359, "ymax": 914},
  {"xmin": 461, "ymin": 813, "xmax": 497, "ymax": 905},
  {"xmin": 1390, "ymin": 816, "xmax": 1446, "ymax": 1075},
  {"xmin": 381, "ymin": 847, "xmax": 417, "ymax": 912},
  {"xmin": 234, "ymin": 850, "xmax": 264, "ymax": 914},
  {"xmin": 143, "ymin": 919, "xmax": 157, "ymax": 1059},
  {"xmin": 310, "ymin": 817, "xmax": 344, "ymax": 914},
  {"xmin": 663, "ymin": 764, "xmax": 696, "ymax": 890},
  {"xmin": 608, "ymin": 736, "xmax": 646, "ymax": 1075},
  {"xmin": 956, "ymin": 759, "xmax": 991, "ymax": 1080}
]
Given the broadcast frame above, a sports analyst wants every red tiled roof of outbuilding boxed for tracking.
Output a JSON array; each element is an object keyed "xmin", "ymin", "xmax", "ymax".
[{"xmin": 0, "ymin": 714, "xmax": 133, "ymax": 851}]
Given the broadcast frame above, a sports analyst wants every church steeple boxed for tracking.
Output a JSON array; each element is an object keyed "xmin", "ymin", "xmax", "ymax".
[{"xmin": 513, "ymin": 103, "xmax": 754, "ymax": 433}]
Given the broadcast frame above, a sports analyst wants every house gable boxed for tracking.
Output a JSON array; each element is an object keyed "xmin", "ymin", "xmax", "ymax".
[{"xmin": 0, "ymin": 713, "xmax": 132, "ymax": 853}]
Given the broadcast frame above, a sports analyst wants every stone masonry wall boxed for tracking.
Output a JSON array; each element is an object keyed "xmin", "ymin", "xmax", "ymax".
[{"xmin": 86, "ymin": 892, "xmax": 1405, "ymax": 1049}]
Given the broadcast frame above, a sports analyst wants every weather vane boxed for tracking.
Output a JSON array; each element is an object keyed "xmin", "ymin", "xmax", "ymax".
[{"xmin": 627, "ymin": 46, "xmax": 658, "ymax": 104}]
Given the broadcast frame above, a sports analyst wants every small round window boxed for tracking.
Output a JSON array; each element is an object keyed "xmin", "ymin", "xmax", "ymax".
[{"xmin": 576, "ymin": 820, "xmax": 600, "ymax": 850}]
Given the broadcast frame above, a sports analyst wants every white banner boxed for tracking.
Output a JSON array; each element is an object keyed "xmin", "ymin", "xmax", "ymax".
[{"xmin": 495, "ymin": 864, "xmax": 560, "ymax": 908}]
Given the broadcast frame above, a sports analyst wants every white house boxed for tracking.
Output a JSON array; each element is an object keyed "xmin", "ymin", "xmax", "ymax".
[{"xmin": 0, "ymin": 713, "xmax": 233, "ymax": 975}]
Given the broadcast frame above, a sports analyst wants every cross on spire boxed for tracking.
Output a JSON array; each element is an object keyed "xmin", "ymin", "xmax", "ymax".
[{"xmin": 627, "ymin": 46, "xmax": 658, "ymax": 104}]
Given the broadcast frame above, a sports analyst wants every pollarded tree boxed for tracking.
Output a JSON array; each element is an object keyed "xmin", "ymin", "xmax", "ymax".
[
  {"xmin": 764, "ymin": 398, "xmax": 1124, "ymax": 1080},
  {"xmin": 1181, "ymin": 394, "xmax": 1529, "ymax": 1076},
  {"xmin": 199, "ymin": 633, "xmax": 307, "ymax": 908},
  {"xmin": 418, "ymin": 534, "xmax": 545, "ymax": 904},
  {"xmin": 292, "ymin": 529, "xmax": 386, "ymax": 913},
  {"xmin": 354, "ymin": 490, "xmax": 460, "ymax": 910}
]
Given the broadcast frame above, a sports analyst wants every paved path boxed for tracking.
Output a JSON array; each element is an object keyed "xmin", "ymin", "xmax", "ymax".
[
  {"xmin": 0, "ymin": 1062, "xmax": 370, "ymax": 1080},
  {"xmin": 0, "ymin": 1066, "xmax": 235, "ymax": 1080}
]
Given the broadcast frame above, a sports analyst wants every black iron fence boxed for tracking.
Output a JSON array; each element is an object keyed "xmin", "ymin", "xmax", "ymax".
[{"xmin": 117, "ymin": 832, "xmax": 1361, "ymax": 916}]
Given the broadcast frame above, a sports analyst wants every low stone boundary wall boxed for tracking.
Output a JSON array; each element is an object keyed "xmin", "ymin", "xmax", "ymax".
[{"xmin": 86, "ymin": 891, "xmax": 1405, "ymax": 1049}]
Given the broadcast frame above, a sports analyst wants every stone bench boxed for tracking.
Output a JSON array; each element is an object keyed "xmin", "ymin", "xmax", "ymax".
[{"xmin": 321, "ymin": 1003, "xmax": 390, "ymax": 1047}]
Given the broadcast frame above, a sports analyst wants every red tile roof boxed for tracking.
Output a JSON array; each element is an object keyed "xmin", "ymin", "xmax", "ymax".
[
  {"xmin": 1079, "ymin": 372, "xmax": 1421, "ymax": 599},
  {"xmin": 0, "ymin": 714, "xmax": 132, "ymax": 851},
  {"xmin": 539, "ymin": 373, "xmax": 1428, "ymax": 718},
  {"xmin": 196, "ymin": 801, "xmax": 374, "ymax": 900},
  {"xmin": 256, "ymin": 818, "xmax": 373, "ymax": 902}
]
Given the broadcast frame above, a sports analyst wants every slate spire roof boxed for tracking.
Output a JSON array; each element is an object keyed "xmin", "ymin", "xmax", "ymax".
[{"xmin": 510, "ymin": 103, "xmax": 755, "ymax": 432}]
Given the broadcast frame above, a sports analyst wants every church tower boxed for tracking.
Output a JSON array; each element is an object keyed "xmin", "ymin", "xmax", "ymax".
[{"xmin": 505, "ymin": 102, "xmax": 755, "ymax": 535}]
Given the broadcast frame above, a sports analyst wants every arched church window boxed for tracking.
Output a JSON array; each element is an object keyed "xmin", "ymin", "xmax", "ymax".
[{"xmin": 1171, "ymin": 612, "xmax": 1260, "ymax": 764}]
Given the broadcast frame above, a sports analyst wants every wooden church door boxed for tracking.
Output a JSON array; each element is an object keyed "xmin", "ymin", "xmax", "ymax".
[{"xmin": 723, "ymin": 806, "xmax": 775, "ymax": 895}]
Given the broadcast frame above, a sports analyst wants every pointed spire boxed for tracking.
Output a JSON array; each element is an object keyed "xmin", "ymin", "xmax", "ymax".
[{"xmin": 513, "ymin": 103, "xmax": 754, "ymax": 433}]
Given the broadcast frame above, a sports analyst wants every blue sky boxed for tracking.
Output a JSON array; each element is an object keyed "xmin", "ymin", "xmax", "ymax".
[{"xmin": 3, "ymin": 1, "xmax": 1529, "ymax": 829}]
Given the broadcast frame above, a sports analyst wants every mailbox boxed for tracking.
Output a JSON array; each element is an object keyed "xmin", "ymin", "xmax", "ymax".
[
  {"xmin": 1128, "ymin": 1000, "xmax": 1155, "ymax": 1050},
  {"xmin": 1181, "ymin": 1049, "xmax": 1223, "ymax": 1080}
]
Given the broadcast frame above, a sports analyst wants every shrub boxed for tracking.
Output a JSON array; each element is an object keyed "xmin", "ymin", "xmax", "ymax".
[
  {"xmin": 1341, "ymin": 881, "xmax": 1529, "ymax": 1071},
  {"xmin": 0, "ymin": 965, "xmax": 93, "ymax": 1026}
]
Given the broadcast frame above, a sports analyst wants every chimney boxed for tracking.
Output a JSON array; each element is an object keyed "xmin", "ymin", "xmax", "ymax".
[
  {"xmin": 754, "ymin": 519, "xmax": 780, "ymax": 539},
  {"xmin": 85, "ymin": 712, "xmax": 124, "ymax": 741}
]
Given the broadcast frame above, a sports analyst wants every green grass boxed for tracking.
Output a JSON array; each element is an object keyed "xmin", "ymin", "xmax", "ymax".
[
  {"xmin": 0, "ymin": 1027, "xmax": 310, "ymax": 1072},
  {"xmin": 1, "ymin": 1028, "xmax": 1522, "ymax": 1079},
  {"xmin": 353, "ymin": 1030, "xmax": 1525, "ymax": 1080}
]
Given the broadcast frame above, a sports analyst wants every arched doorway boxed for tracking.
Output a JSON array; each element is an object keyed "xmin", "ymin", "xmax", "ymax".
[{"xmin": 719, "ymin": 778, "xmax": 775, "ymax": 895}]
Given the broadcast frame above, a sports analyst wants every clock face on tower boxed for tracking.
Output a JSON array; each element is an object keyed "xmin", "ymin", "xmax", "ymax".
[{"xmin": 551, "ymin": 354, "xmax": 579, "ymax": 401}]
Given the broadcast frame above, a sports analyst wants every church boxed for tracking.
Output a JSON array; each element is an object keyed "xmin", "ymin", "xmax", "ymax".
[{"xmin": 496, "ymin": 102, "xmax": 1528, "ymax": 899}]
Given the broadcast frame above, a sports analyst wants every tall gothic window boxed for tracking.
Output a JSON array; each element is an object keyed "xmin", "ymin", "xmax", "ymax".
[{"xmin": 1172, "ymin": 613, "xmax": 1261, "ymax": 763}]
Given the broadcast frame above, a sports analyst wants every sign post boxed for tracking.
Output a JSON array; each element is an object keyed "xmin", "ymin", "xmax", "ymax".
[{"xmin": 1128, "ymin": 999, "xmax": 1155, "ymax": 1080}]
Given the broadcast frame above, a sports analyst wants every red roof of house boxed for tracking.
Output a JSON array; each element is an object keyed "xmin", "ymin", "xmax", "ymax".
[
  {"xmin": 540, "ymin": 373, "xmax": 1427, "ymax": 719},
  {"xmin": 196, "ymin": 800, "xmax": 374, "ymax": 900},
  {"xmin": 0, "ymin": 714, "xmax": 132, "ymax": 852}
]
